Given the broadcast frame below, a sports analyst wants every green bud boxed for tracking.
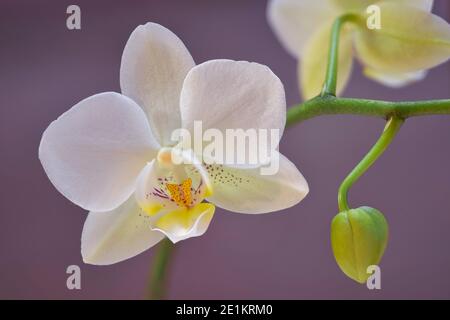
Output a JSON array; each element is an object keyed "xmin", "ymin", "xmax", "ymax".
[{"xmin": 330, "ymin": 206, "xmax": 388, "ymax": 284}]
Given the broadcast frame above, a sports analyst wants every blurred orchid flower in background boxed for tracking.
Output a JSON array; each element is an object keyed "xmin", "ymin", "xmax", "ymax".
[
  {"xmin": 39, "ymin": 23, "xmax": 309, "ymax": 265},
  {"xmin": 267, "ymin": 0, "xmax": 450, "ymax": 99}
]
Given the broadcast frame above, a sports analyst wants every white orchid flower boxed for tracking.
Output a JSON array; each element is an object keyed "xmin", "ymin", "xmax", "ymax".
[
  {"xmin": 39, "ymin": 23, "xmax": 309, "ymax": 265},
  {"xmin": 267, "ymin": 0, "xmax": 450, "ymax": 99}
]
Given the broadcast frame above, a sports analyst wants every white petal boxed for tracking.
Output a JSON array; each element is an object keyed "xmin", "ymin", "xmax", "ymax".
[
  {"xmin": 330, "ymin": 0, "xmax": 373, "ymax": 11},
  {"xmin": 267, "ymin": 0, "xmax": 338, "ymax": 57},
  {"xmin": 331, "ymin": 0, "xmax": 433, "ymax": 12},
  {"xmin": 206, "ymin": 152, "xmax": 309, "ymax": 214},
  {"xmin": 380, "ymin": 0, "xmax": 434, "ymax": 12},
  {"xmin": 120, "ymin": 23, "xmax": 195, "ymax": 146},
  {"xmin": 417, "ymin": 0, "xmax": 433, "ymax": 11},
  {"xmin": 300, "ymin": 22, "xmax": 354, "ymax": 99},
  {"xmin": 180, "ymin": 59, "xmax": 286, "ymax": 159},
  {"xmin": 364, "ymin": 68, "xmax": 427, "ymax": 88},
  {"xmin": 354, "ymin": 3, "xmax": 450, "ymax": 74},
  {"xmin": 39, "ymin": 92, "xmax": 159, "ymax": 212},
  {"xmin": 81, "ymin": 196, "xmax": 165, "ymax": 265},
  {"xmin": 152, "ymin": 203, "xmax": 215, "ymax": 243}
]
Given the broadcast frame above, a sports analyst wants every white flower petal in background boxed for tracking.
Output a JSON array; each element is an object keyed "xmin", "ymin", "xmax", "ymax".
[
  {"xmin": 330, "ymin": 0, "xmax": 374, "ymax": 11},
  {"xmin": 300, "ymin": 22, "xmax": 354, "ymax": 99},
  {"xmin": 206, "ymin": 152, "xmax": 309, "ymax": 214},
  {"xmin": 330, "ymin": 0, "xmax": 433, "ymax": 14},
  {"xmin": 354, "ymin": 3, "xmax": 450, "ymax": 74},
  {"xmin": 364, "ymin": 68, "xmax": 427, "ymax": 88},
  {"xmin": 381, "ymin": 0, "xmax": 434, "ymax": 12},
  {"xmin": 267, "ymin": 0, "xmax": 446, "ymax": 93},
  {"xmin": 120, "ymin": 22, "xmax": 195, "ymax": 146},
  {"xmin": 267, "ymin": 0, "xmax": 337, "ymax": 57},
  {"xmin": 82, "ymin": 196, "xmax": 165, "ymax": 265},
  {"xmin": 39, "ymin": 92, "xmax": 159, "ymax": 212}
]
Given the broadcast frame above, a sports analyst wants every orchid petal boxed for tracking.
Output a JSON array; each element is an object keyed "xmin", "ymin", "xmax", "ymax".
[
  {"xmin": 206, "ymin": 152, "xmax": 309, "ymax": 214},
  {"xmin": 81, "ymin": 196, "xmax": 165, "ymax": 265},
  {"xmin": 364, "ymin": 68, "xmax": 427, "ymax": 87},
  {"xmin": 120, "ymin": 23, "xmax": 195, "ymax": 145},
  {"xmin": 354, "ymin": 3, "xmax": 450, "ymax": 74},
  {"xmin": 152, "ymin": 203, "xmax": 215, "ymax": 243},
  {"xmin": 267, "ymin": 0, "xmax": 338, "ymax": 57},
  {"xmin": 39, "ymin": 92, "xmax": 159, "ymax": 212},
  {"xmin": 300, "ymin": 23, "xmax": 354, "ymax": 99},
  {"xmin": 180, "ymin": 59, "xmax": 286, "ymax": 163}
]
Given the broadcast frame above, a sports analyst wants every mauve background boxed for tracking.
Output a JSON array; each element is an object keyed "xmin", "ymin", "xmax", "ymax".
[{"xmin": 1, "ymin": 0, "xmax": 450, "ymax": 299}]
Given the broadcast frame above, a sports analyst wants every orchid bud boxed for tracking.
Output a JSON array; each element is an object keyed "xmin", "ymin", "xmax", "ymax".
[{"xmin": 330, "ymin": 206, "xmax": 388, "ymax": 284}]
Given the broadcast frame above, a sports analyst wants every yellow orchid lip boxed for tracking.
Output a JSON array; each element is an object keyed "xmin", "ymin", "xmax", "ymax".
[
  {"xmin": 137, "ymin": 169, "xmax": 216, "ymax": 244},
  {"xmin": 136, "ymin": 165, "xmax": 217, "ymax": 243},
  {"xmin": 141, "ymin": 203, "xmax": 164, "ymax": 216},
  {"xmin": 152, "ymin": 202, "xmax": 216, "ymax": 243}
]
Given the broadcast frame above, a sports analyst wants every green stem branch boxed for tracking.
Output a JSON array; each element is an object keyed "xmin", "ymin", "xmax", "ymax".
[
  {"xmin": 286, "ymin": 96, "xmax": 450, "ymax": 127},
  {"xmin": 148, "ymin": 238, "xmax": 175, "ymax": 300},
  {"xmin": 322, "ymin": 14, "xmax": 360, "ymax": 96},
  {"xmin": 338, "ymin": 117, "xmax": 404, "ymax": 211}
]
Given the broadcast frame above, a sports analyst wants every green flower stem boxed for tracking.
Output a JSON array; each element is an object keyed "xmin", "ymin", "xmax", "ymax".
[
  {"xmin": 286, "ymin": 95, "xmax": 450, "ymax": 127},
  {"xmin": 338, "ymin": 117, "xmax": 404, "ymax": 212},
  {"xmin": 322, "ymin": 13, "xmax": 360, "ymax": 96},
  {"xmin": 148, "ymin": 238, "xmax": 175, "ymax": 300}
]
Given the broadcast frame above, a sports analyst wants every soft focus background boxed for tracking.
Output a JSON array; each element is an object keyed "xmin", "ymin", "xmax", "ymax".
[{"xmin": 1, "ymin": 0, "xmax": 450, "ymax": 299}]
